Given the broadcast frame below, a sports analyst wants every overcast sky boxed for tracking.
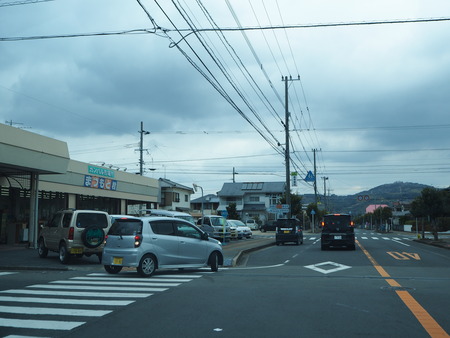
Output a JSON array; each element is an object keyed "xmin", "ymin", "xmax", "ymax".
[{"xmin": 1, "ymin": 0, "xmax": 449, "ymax": 199}]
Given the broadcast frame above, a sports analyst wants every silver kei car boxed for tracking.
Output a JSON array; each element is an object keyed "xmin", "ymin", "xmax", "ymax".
[{"xmin": 102, "ymin": 216, "xmax": 224, "ymax": 277}]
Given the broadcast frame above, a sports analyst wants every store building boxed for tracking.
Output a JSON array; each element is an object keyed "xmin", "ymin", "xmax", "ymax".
[{"xmin": 0, "ymin": 124, "xmax": 158, "ymax": 248}]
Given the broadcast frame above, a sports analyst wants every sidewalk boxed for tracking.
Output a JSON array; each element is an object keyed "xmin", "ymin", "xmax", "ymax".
[{"xmin": 0, "ymin": 234, "xmax": 276, "ymax": 271}]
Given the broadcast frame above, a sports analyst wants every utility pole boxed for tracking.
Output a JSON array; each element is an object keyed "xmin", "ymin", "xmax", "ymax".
[
  {"xmin": 139, "ymin": 121, "xmax": 150, "ymax": 175},
  {"xmin": 283, "ymin": 75, "xmax": 300, "ymax": 218},
  {"xmin": 232, "ymin": 167, "xmax": 238, "ymax": 183},
  {"xmin": 322, "ymin": 176, "xmax": 328, "ymax": 210},
  {"xmin": 313, "ymin": 148, "xmax": 318, "ymax": 204}
]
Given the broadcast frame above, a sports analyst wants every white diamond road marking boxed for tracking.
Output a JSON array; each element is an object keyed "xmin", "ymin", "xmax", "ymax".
[
  {"xmin": 304, "ymin": 261, "xmax": 351, "ymax": 274},
  {"xmin": 0, "ymin": 271, "xmax": 206, "ymax": 333}
]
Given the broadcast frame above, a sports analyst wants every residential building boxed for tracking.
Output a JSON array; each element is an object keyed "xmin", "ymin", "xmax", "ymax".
[
  {"xmin": 158, "ymin": 178, "xmax": 194, "ymax": 212},
  {"xmin": 190, "ymin": 194, "xmax": 220, "ymax": 217},
  {"xmin": 217, "ymin": 182, "xmax": 285, "ymax": 225}
]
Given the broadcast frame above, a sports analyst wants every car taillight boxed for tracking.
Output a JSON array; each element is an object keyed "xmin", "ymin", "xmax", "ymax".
[
  {"xmin": 134, "ymin": 235, "xmax": 142, "ymax": 248},
  {"xmin": 350, "ymin": 221, "xmax": 354, "ymax": 227},
  {"xmin": 68, "ymin": 227, "xmax": 74, "ymax": 240},
  {"xmin": 321, "ymin": 221, "xmax": 325, "ymax": 227},
  {"xmin": 104, "ymin": 234, "xmax": 108, "ymax": 244}
]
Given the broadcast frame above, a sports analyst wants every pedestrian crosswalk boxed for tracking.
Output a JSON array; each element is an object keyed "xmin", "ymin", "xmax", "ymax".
[
  {"xmin": 0, "ymin": 271, "xmax": 206, "ymax": 337},
  {"xmin": 307, "ymin": 235, "xmax": 413, "ymax": 242}
]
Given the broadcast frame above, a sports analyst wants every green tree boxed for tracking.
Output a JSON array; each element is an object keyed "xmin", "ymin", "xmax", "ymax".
[
  {"xmin": 226, "ymin": 203, "xmax": 240, "ymax": 220},
  {"xmin": 418, "ymin": 188, "xmax": 443, "ymax": 240}
]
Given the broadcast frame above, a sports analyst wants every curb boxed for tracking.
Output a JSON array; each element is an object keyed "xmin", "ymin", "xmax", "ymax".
[
  {"xmin": 231, "ymin": 241, "xmax": 275, "ymax": 267},
  {"xmin": 413, "ymin": 239, "xmax": 450, "ymax": 250}
]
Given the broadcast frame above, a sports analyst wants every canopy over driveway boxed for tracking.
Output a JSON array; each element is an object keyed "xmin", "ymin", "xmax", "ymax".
[{"xmin": 0, "ymin": 124, "xmax": 70, "ymax": 247}]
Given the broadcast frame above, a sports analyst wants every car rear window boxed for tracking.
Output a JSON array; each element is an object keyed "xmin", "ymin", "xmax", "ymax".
[
  {"xmin": 75, "ymin": 213, "xmax": 109, "ymax": 228},
  {"xmin": 109, "ymin": 218, "xmax": 143, "ymax": 235}
]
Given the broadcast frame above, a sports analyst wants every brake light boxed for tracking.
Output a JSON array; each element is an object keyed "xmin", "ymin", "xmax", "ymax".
[
  {"xmin": 68, "ymin": 227, "xmax": 74, "ymax": 240},
  {"xmin": 350, "ymin": 221, "xmax": 354, "ymax": 227},
  {"xmin": 321, "ymin": 221, "xmax": 325, "ymax": 227},
  {"xmin": 134, "ymin": 235, "xmax": 142, "ymax": 248}
]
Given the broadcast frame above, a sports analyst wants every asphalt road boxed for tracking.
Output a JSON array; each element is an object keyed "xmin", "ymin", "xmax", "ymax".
[{"xmin": 0, "ymin": 229, "xmax": 449, "ymax": 338}]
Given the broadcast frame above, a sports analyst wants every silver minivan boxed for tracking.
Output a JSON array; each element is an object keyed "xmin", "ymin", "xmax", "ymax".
[{"xmin": 102, "ymin": 216, "xmax": 224, "ymax": 277}]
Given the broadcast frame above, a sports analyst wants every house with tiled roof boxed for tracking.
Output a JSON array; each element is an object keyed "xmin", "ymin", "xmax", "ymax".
[
  {"xmin": 159, "ymin": 178, "xmax": 194, "ymax": 212},
  {"xmin": 217, "ymin": 182, "xmax": 285, "ymax": 225}
]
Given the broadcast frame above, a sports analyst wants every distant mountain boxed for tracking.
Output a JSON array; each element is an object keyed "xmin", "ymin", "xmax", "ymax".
[{"xmin": 301, "ymin": 181, "xmax": 431, "ymax": 216}]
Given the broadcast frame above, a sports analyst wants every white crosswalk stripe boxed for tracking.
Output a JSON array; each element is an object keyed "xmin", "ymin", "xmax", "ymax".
[
  {"xmin": 307, "ymin": 235, "xmax": 413, "ymax": 243},
  {"xmin": 0, "ymin": 271, "xmax": 207, "ymax": 335}
]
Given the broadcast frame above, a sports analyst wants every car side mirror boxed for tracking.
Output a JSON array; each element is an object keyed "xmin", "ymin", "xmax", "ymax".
[{"xmin": 201, "ymin": 232, "xmax": 209, "ymax": 240}]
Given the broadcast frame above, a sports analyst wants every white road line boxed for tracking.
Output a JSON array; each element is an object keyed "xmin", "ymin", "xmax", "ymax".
[
  {"xmin": 0, "ymin": 272, "xmax": 17, "ymax": 277},
  {"xmin": 50, "ymin": 280, "xmax": 181, "ymax": 287},
  {"xmin": 28, "ymin": 284, "xmax": 167, "ymax": 292},
  {"xmin": 0, "ymin": 305, "xmax": 111, "ymax": 317},
  {"xmin": 382, "ymin": 237, "xmax": 390, "ymax": 240},
  {"xmin": 1, "ymin": 289, "xmax": 151, "ymax": 298},
  {"xmin": 392, "ymin": 239, "xmax": 410, "ymax": 247},
  {"xmin": 371, "ymin": 237, "xmax": 379, "ymax": 240},
  {"xmin": 309, "ymin": 237, "xmax": 317, "ymax": 240},
  {"xmin": 4, "ymin": 335, "xmax": 50, "ymax": 338},
  {"xmin": 88, "ymin": 273, "xmax": 203, "ymax": 278},
  {"xmin": 0, "ymin": 296, "xmax": 134, "ymax": 306},
  {"xmin": 0, "ymin": 317, "xmax": 85, "ymax": 330},
  {"xmin": 71, "ymin": 276, "xmax": 192, "ymax": 283},
  {"xmin": 361, "ymin": 237, "xmax": 368, "ymax": 239}
]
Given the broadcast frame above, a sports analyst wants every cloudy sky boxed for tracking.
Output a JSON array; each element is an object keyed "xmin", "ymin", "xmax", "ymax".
[{"xmin": 1, "ymin": 0, "xmax": 449, "ymax": 198}]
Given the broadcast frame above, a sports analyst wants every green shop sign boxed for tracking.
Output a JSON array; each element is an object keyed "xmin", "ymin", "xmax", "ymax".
[{"xmin": 88, "ymin": 165, "xmax": 115, "ymax": 178}]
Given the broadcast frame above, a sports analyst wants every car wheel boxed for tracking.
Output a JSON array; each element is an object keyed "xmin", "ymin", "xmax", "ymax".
[
  {"xmin": 104, "ymin": 265, "xmax": 123, "ymax": 274},
  {"xmin": 59, "ymin": 243, "xmax": 70, "ymax": 264},
  {"xmin": 209, "ymin": 252, "xmax": 219, "ymax": 272},
  {"xmin": 38, "ymin": 238, "xmax": 48, "ymax": 258},
  {"xmin": 81, "ymin": 226, "xmax": 105, "ymax": 249},
  {"xmin": 137, "ymin": 254, "xmax": 156, "ymax": 277}
]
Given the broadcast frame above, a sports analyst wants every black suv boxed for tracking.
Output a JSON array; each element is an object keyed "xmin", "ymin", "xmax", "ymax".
[
  {"xmin": 320, "ymin": 213, "xmax": 355, "ymax": 250},
  {"xmin": 275, "ymin": 218, "xmax": 303, "ymax": 245}
]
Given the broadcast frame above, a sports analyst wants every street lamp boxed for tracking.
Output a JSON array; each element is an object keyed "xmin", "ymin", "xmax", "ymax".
[{"xmin": 193, "ymin": 183, "xmax": 204, "ymax": 220}]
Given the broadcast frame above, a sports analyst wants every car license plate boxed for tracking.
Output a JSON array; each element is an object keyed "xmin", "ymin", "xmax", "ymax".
[
  {"xmin": 284, "ymin": 230, "xmax": 290, "ymax": 234},
  {"xmin": 70, "ymin": 248, "xmax": 83, "ymax": 254},
  {"xmin": 113, "ymin": 257, "xmax": 123, "ymax": 265},
  {"xmin": 334, "ymin": 235, "xmax": 342, "ymax": 240}
]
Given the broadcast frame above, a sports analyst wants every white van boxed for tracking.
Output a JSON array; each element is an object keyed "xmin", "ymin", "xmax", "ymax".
[
  {"xmin": 138, "ymin": 209, "xmax": 196, "ymax": 225},
  {"xmin": 245, "ymin": 219, "xmax": 258, "ymax": 230}
]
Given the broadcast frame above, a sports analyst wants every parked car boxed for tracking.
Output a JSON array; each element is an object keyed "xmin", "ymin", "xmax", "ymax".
[
  {"xmin": 102, "ymin": 216, "xmax": 223, "ymax": 277},
  {"xmin": 138, "ymin": 209, "xmax": 196, "ymax": 225},
  {"xmin": 38, "ymin": 209, "xmax": 111, "ymax": 264},
  {"xmin": 197, "ymin": 215, "xmax": 231, "ymax": 242},
  {"xmin": 320, "ymin": 213, "xmax": 355, "ymax": 250},
  {"xmin": 259, "ymin": 221, "xmax": 277, "ymax": 232},
  {"xmin": 245, "ymin": 219, "xmax": 258, "ymax": 230},
  {"xmin": 275, "ymin": 220, "xmax": 303, "ymax": 245},
  {"xmin": 227, "ymin": 220, "xmax": 252, "ymax": 239}
]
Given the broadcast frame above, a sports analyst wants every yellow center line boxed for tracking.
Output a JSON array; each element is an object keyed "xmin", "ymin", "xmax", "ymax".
[{"xmin": 356, "ymin": 240, "xmax": 449, "ymax": 337}]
